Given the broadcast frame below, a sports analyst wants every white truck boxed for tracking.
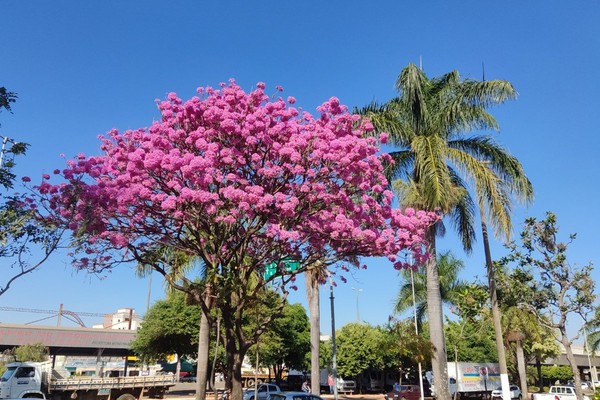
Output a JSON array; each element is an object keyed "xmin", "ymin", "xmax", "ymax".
[
  {"xmin": 531, "ymin": 386, "xmax": 590, "ymax": 400},
  {"xmin": 429, "ymin": 362, "xmax": 500, "ymax": 398},
  {"xmin": 0, "ymin": 361, "xmax": 176, "ymax": 400}
]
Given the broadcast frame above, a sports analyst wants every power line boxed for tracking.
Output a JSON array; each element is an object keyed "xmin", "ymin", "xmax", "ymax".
[{"xmin": 0, "ymin": 306, "xmax": 107, "ymax": 318}]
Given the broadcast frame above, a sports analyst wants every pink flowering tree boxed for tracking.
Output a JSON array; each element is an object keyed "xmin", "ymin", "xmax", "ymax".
[{"xmin": 38, "ymin": 81, "xmax": 435, "ymax": 400}]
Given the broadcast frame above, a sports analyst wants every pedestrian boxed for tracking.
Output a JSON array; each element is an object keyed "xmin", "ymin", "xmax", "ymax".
[
  {"xmin": 302, "ymin": 380, "xmax": 311, "ymax": 393},
  {"xmin": 328, "ymin": 374, "xmax": 334, "ymax": 394}
]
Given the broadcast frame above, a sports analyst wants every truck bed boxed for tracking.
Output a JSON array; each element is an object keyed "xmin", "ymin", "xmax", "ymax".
[{"xmin": 48, "ymin": 375, "xmax": 176, "ymax": 392}]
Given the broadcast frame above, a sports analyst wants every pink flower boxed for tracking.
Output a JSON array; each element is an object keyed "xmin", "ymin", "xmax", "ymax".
[{"xmin": 22, "ymin": 176, "xmax": 31, "ymax": 182}]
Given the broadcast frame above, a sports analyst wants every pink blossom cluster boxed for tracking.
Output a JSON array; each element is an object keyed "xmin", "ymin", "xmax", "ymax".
[{"xmin": 39, "ymin": 80, "xmax": 436, "ymax": 273}]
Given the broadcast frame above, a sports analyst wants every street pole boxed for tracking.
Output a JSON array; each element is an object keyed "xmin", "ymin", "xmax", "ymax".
[
  {"xmin": 330, "ymin": 281, "xmax": 339, "ymax": 400},
  {"xmin": 351, "ymin": 287, "xmax": 362, "ymax": 322}
]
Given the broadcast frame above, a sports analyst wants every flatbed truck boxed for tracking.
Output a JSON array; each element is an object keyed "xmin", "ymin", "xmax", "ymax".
[{"xmin": 0, "ymin": 361, "xmax": 176, "ymax": 400}]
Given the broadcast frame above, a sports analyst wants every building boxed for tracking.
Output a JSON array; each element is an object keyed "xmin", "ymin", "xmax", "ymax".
[{"xmin": 92, "ymin": 308, "xmax": 141, "ymax": 330}]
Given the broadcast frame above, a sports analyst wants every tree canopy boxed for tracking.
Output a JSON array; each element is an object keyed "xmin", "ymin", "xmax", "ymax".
[
  {"xmin": 131, "ymin": 291, "xmax": 202, "ymax": 362},
  {"xmin": 34, "ymin": 81, "xmax": 436, "ymax": 400}
]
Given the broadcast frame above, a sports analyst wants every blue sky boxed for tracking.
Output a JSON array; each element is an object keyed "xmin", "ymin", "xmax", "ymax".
[{"xmin": 1, "ymin": 1, "xmax": 599, "ymax": 334}]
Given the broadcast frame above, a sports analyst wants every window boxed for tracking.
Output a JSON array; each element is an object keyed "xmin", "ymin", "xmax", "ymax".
[
  {"xmin": 1, "ymin": 367, "xmax": 17, "ymax": 382},
  {"xmin": 15, "ymin": 367, "xmax": 35, "ymax": 378}
]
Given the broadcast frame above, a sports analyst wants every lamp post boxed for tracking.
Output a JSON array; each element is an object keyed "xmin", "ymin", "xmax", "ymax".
[{"xmin": 351, "ymin": 287, "xmax": 363, "ymax": 322}]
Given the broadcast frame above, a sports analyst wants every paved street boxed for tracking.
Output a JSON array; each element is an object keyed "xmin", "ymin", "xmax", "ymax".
[{"xmin": 165, "ymin": 383, "xmax": 385, "ymax": 400}]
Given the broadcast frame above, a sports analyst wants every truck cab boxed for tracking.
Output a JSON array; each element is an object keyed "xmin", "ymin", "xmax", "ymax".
[{"xmin": 0, "ymin": 362, "xmax": 46, "ymax": 399}]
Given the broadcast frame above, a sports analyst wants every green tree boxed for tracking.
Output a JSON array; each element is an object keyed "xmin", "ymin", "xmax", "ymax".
[
  {"xmin": 383, "ymin": 319, "xmax": 433, "ymax": 383},
  {"xmin": 335, "ymin": 323, "xmax": 386, "ymax": 386},
  {"xmin": 2, "ymin": 343, "xmax": 49, "ymax": 362},
  {"xmin": 394, "ymin": 251, "xmax": 468, "ymax": 329},
  {"xmin": 249, "ymin": 302, "xmax": 310, "ymax": 382},
  {"xmin": 496, "ymin": 263, "xmax": 560, "ymax": 391},
  {"xmin": 445, "ymin": 283, "xmax": 493, "ymax": 366},
  {"xmin": 501, "ymin": 212, "xmax": 597, "ymax": 400},
  {"xmin": 131, "ymin": 290, "xmax": 202, "ymax": 361},
  {"xmin": 360, "ymin": 64, "xmax": 532, "ymax": 400}
]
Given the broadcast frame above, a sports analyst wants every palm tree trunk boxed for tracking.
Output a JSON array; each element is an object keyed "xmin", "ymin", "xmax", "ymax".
[
  {"xmin": 481, "ymin": 215, "xmax": 510, "ymax": 400},
  {"xmin": 195, "ymin": 309, "xmax": 210, "ymax": 400},
  {"xmin": 196, "ymin": 285, "xmax": 214, "ymax": 400},
  {"xmin": 306, "ymin": 269, "xmax": 321, "ymax": 396},
  {"xmin": 425, "ymin": 226, "xmax": 450, "ymax": 400}
]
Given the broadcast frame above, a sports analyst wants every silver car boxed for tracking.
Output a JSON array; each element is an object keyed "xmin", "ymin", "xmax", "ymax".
[
  {"xmin": 270, "ymin": 393, "xmax": 324, "ymax": 400},
  {"xmin": 243, "ymin": 384, "xmax": 283, "ymax": 400}
]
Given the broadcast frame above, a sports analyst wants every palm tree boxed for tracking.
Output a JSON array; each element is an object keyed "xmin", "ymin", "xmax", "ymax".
[
  {"xmin": 394, "ymin": 251, "xmax": 468, "ymax": 330},
  {"xmin": 306, "ymin": 264, "xmax": 329, "ymax": 395},
  {"xmin": 360, "ymin": 63, "xmax": 532, "ymax": 400}
]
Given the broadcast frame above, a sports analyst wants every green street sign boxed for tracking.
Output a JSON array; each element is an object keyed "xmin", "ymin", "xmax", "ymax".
[{"xmin": 263, "ymin": 258, "xmax": 300, "ymax": 279}]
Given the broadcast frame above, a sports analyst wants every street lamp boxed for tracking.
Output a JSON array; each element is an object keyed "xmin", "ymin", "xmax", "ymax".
[{"xmin": 351, "ymin": 287, "xmax": 363, "ymax": 322}]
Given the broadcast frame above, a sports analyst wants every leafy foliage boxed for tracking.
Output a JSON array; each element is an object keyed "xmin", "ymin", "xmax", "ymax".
[
  {"xmin": 131, "ymin": 291, "xmax": 202, "ymax": 362},
  {"xmin": 335, "ymin": 323, "xmax": 387, "ymax": 378},
  {"xmin": 249, "ymin": 302, "xmax": 310, "ymax": 380},
  {"xmin": 499, "ymin": 212, "xmax": 597, "ymax": 399},
  {"xmin": 37, "ymin": 81, "xmax": 435, "ymax": 398},
  {"xmin": 0, "ymin": 87, "xmax": 17, "ymax": 115},
  {"xmin": 359, "ymin": 63, "xmax": 531, "ymax": 400},
  {"xmin": 2, "ymin": 343, "xmax": 49, "ymax": 362}
]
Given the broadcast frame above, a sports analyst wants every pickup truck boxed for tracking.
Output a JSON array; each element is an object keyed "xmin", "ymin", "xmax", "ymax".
[{"xmin": 531, "ymin": 386, "xmax": 590, "ymax": 400}]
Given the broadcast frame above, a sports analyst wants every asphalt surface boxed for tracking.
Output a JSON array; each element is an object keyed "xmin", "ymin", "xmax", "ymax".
[{"xmin": 165, "ymin": 383, "xmax": 386, "ymax": 400}]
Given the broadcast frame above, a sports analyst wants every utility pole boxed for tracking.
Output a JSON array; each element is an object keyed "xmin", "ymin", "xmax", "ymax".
[{"xmin": 351, "ymin": 287, "xmax": 362, "ymax": 322}]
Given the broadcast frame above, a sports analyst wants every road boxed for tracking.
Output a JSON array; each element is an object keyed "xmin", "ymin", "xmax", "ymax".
[{"xmin": 166, "ymin": 383, "xmax": 386, "ymax": 400}]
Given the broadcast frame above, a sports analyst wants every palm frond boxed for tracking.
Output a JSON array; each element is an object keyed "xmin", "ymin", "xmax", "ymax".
[
  {"xmin": 450, "ymin": 137, "xmax": 534, "ymax": 205},
  {"xmin": 447, "ymin": 147, "xmax": 514, "ymax": 238}
]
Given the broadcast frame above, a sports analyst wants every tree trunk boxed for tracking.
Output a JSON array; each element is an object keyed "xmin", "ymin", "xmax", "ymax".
[
  {"xmin": 535, "ymin": 356, "xmax": 542, "ymax": 389},
  {"xmin": 196, "ymin": 286, "xmax": 214, "ymax": 400},
  {"xmin": 425, "ymin": 226, "xmax": 450, "ymax": 400},
  {"xmin": 560, "ymin": 328, "xmax": 584, "ymax": 400},
  {"xmin": 230, "ymin": 352, "xmax": 245, "ymax": 400},
  {"xmin": 516, "ymin": 340, "xmax": 529, "ymax": 400},
  {"xmin": 195, "ymin": 309, "xmax": 211, "ymax": 400},
  {"xmin": 306, "ymin": 269, "xmax": 321, "ymax": 396},
  {"xmin": 481, "ymin": 216, "xmax": 510, "ymax": 400}
]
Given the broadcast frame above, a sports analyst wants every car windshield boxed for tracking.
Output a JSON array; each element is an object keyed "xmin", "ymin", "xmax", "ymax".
[{"xmin": 1, "ymin": 367, "xmax": 17, "ymax": 382}]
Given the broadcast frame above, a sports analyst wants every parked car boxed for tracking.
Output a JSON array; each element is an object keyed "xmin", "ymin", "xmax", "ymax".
[
  {"xmin": 532, "ymin": 385, "xmax": 591, "ymax": 400},
  {"xmin": 180, "ymin": 375, "xmax": 197, "ymax": 383},
  {"xmin": 271, "ymin": 393, "xmax": 324, "ymax": 400},
  {"xmin": 567, "ymin": 381, "xmax": 590, "ymax": 391},
  {"xmin": 243, "ymin": 383, "xmax": 282, "ymax": 400},
  {"xmin": 491, "ymin": 384, "xmax": 522, "ymax": 399},
  {"xmin": 384, "ymin": 384, "xmax": 421, "ymax": 400}
]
